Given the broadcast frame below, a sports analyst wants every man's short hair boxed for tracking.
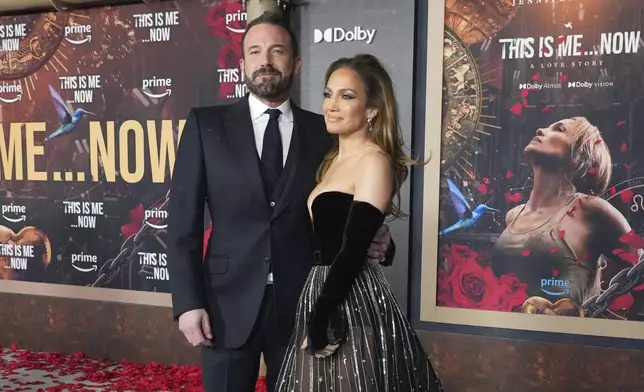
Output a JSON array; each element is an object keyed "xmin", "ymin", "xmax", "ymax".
[{"xmin": 241, "ymin": 11, "xmax": 300, "ymax": 59}]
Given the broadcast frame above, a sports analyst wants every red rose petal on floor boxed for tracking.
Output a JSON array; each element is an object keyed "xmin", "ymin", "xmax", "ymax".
[
  {"xmin": 0, "ymin": 346, "xmax": 268, "ymax": 391},
  {"xmin": 587, "ymin": 167, "xmax": 598, "ymax": 175},
  {"xmin": 557, "ymin": 230, "xmax": 565, "ymax": 239},
  {"xmin": 621, "ymin": 143, "xmax": 628, "ymax": 153},
  {"xmin": 617, "ymin": 120, "xmax": 626, "ymax": 126},
  {"xmin": 594, "ymin": 140, "xmax": 603, "ymax": 145},
  {"xmin": 550, "ymin": 247, "xmax": 560, "ymax": 254},
  {"xmin": 506, "ymin": 171, "xmax": 515, "ymax": 179},
  {"xmin": 522, "ymin": 249, "xmax": 531, "ymax": 257}
]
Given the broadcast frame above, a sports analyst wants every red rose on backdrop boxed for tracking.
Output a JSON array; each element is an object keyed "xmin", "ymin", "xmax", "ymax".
[
  {"xmin": 437, "ymin": 244, "xmax": 529, "ymax": 311},
  {"xmin": 205, "ymin": 1, "xmax": 246, "ymax": 100}
]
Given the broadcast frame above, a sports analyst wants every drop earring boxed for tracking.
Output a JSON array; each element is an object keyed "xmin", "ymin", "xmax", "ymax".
[{"xmin": 367, "ymin": 117, "xmax": 373, "ymax": 132}]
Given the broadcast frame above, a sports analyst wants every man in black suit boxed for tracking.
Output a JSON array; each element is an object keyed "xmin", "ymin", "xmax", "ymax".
[{"xmin": 168, "ymin": 12, "xmax": 395, "ymax": 392}]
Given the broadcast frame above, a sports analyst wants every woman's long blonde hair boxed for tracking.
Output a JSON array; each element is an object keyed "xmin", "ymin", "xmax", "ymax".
[{"xmin": 316, "ymin": 54, "xmax": 419, "ymax": 218}]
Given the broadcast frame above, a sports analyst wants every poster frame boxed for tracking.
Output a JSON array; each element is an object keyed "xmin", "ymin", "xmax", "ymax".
[{"xmin": 417, "ymin": 0, "xmax": 644, "ymax": 342}]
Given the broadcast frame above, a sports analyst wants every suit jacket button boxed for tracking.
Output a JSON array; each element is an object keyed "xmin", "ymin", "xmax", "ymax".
[
  {"xmin": 270, "ymin": 201, "xmax": 276, "ymax": 207},
  {"xmin": 263, "ymin": 257, "xmax": 270, "ymax": 264}
]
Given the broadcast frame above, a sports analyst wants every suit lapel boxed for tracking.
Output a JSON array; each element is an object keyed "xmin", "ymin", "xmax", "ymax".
[
  {"xmin": 272, "ymin": 103, "xmax": 307, "ymax": 218},
  {"xmin": 223, "ymin": 96, "xmax": 269, "ymax": 204}
]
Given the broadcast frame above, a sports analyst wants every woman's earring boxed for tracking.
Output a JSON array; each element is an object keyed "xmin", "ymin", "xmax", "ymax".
[{"xmin": 367, "ymin": 117, "xmax": 373, "ymax": 132}]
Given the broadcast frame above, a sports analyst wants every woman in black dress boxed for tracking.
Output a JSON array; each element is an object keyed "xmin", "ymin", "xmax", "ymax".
[{"xmin": 275, "ymin": 54, "xmax": 444, "ymax": 391}]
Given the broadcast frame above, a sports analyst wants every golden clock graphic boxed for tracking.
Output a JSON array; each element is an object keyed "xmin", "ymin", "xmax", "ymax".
[
  {"xmin": 441, "ymin": 27, "xmax": 502, "ymax": 180},
  {"xmin": 441, "ymin": 27, "xmax": 483, "ymax": 174},
  {"xmin": 440, "ymin": 0, "xmax": 519, "ymax": 180},
  {"xmin": 0, "ymin": 13, "xmax": 69, "ymax": 81}
]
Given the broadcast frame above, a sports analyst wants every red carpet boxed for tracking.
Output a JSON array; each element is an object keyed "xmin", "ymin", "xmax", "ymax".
[{"xmin": 0, "ymin": 344, "xmax": 267, "ymax": 391}]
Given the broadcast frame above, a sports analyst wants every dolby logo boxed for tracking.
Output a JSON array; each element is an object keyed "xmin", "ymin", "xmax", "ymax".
[
  {"xmin": 313, "ymin": 27, "xmax": 376, "ymax": 44},
  {"xmin": 519, "ymin": 82, "xmax": 561, "ymax": 90},
  {"xmin": 568, "ymin": 81, "xmax": 593, "ymax": 88},
  {"xmin": 519, "ymin": 82, "xmax": 543, "ymax": 90}
]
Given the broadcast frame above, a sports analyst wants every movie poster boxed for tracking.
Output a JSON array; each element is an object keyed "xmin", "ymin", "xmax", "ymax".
[
  {"xmin": 0, "ymin": 0, "xmax": 248, "ymax": 293},
  {"xmin": 427, "ymin": 0, "xmax": 644, "ymax": 337}
]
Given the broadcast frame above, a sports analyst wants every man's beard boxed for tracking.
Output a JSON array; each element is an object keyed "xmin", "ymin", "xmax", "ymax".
[{"xmin": 245, "ymin": 66, "xmax": 293, "ymax": 100}]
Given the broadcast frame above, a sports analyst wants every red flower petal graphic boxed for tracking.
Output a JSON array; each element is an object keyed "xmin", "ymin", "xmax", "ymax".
[
  {"xmin": 510, "ymin": 102, "xmax": 523, "ymax": 115},
  {"xmin": 608, "ymin": 294, "xmax": 634, "ymax": 311},
  {"xmin": 620, "ymin": 189, "xmax": 634, "ymax": 203}
]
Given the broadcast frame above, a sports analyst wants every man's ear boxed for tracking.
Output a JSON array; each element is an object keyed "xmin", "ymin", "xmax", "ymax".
[{"xmin": 294, "ymin": 57, "xmax": 303, "ymax": 75}]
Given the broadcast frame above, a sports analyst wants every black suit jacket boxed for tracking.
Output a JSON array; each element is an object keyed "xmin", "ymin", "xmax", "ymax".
[
  {"xmin": 168, "ymin": 95, "xmax": 331, "ymax": 348},
  {"xmin": 168, "ymin": 94, "xmax": 396, "ymax": 349}
]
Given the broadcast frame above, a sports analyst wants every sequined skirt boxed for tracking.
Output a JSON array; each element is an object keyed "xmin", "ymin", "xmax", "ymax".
[{"xmin": 275, "ymin": 263, "xmax": 444, "ymax": 392}]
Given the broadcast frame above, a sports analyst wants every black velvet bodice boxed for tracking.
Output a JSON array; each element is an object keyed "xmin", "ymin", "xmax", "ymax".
[
  {"xmin": 310, "ymin": 191, "xmax": 355, "ymax": 266},
  {"xmin": 305, "ymin": 190, "xmax": 385, "ymax": 351}
]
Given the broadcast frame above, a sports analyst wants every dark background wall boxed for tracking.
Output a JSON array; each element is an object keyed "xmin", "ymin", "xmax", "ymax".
[{"xmin": 294, "ymin": 0, "xmax": 416, "ymax": 311}]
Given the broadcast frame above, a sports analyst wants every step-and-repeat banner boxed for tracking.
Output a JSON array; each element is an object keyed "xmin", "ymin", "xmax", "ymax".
[
  {"xmin": 0, "ymin": 0, "xmax": 250, "ymax": 293},
  {"xmin": 423, "ymin": 0, "xmax": 644, "ymax": 339},
  {"xmin": 0, "ymin": 0, "xmax": 416, "ymax": 298}
]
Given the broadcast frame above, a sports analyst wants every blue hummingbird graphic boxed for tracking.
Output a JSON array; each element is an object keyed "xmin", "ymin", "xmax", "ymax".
[
  {"xmin": 439, "ymin": 178, "xmax": 500, "ymax": 236},
  {"xmin": 44, "ymin": 84, "xmax": 95, "ymax": 142}
]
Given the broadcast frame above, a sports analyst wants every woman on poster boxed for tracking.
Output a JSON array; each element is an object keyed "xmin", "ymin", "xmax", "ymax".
[{"xmin": 491, "ymin": 116, "xmax": 644, "ymax": 316}]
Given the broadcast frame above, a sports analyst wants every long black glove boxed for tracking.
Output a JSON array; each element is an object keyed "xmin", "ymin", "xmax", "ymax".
[{"xmin": 306, "ymin": 201, "xmax": 385, "ymax": 353}]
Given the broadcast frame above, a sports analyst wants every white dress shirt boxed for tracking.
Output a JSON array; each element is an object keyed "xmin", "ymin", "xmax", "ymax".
[
  {"xmin": 248, "ymin": 94, "xmax": 294, "ymax": 284},
  {"xmin": 248, "ymin": 93, "xmax": 294, "ymax": 166}
]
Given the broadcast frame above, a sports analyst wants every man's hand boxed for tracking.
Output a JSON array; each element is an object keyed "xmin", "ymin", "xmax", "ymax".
[
  {"xmin": 178, "ymin": 309, "xmax": 213, "ymax": 347},
  {"xmin": 367, "ymin": 224, "xmax": 391, "ymax": 263}
]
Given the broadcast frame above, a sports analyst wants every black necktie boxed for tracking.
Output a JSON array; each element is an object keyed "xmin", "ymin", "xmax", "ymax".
[{"xmin": 261, "ymin": 108, "xmax": 283, "ymax": 196}]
